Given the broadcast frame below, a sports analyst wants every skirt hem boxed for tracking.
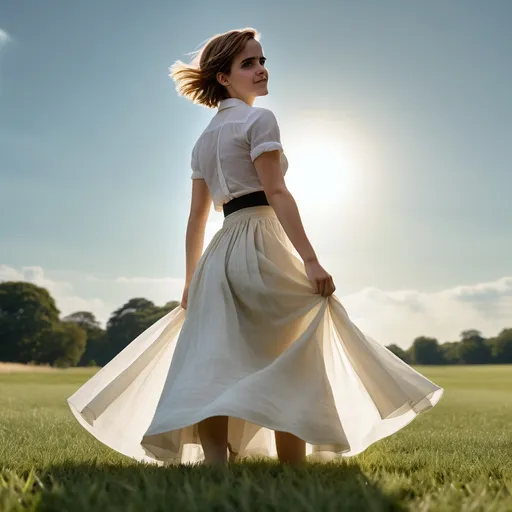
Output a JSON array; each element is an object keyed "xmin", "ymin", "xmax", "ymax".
[{"xmin": 139, "ymin": 387, "xmax": 444, "ymax": 463}]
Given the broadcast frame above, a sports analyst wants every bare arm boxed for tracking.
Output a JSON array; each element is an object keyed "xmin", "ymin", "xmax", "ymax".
[
  {"xmin": 184, "ymin": 178, "xmax": 212, "ymax": 286},
  {"xmin": 253, "ymin": 151, "xmax": 317, "ymax": 263},
  {"xmin": 253, "ymin": 150, "xmax": 335, "ymax": 297}
]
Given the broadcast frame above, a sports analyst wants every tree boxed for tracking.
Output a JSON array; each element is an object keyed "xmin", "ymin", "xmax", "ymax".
[
  {"xmin": 0, "ymin": 281, "xmax": 60, "ymax": 363},
  {"xmin": 63, "ymin": 311, "xmax": 101, "ymax": 329},
  {"xmin": 142, "ymin": 300, "xmax": 180, "ymax": 328},
  {"xmin": 63, "ymin": 311, "xmax": 108, "ymax": 366},
  {"xmin": 39, "ymin": 322, "xmax": 87, "ymax": 368},
  {"xmin": 460, "ymin": 329, "xmax": 482, "ymax": 341},
  {"xmin": 105, "ymin": 298, "xmax": 180, "ymax": 363},
  {"xmin": 410, "ymin": 336, "xmax": 443, "ymax": 365},
  {"xmin": 163, "ymin": 300, "xmax": 180, "ymax": 311},
  {"xmin": 105, "ymin": 298, "xmax": 175, "ymax": 362},
  {"xmin": 439, "ymin": 342, "xmax": 460, "ymax": 365},
  {"xmin": 386, "ymin": 344, "xmax": 411, "ymax": 363},
  {"xmin": 488, "ymin": 329, "xmax": 512, "ymax": 364},
  {"xmin": 457, "ymin": 329, "xmax": 491, "ymax": 364}
]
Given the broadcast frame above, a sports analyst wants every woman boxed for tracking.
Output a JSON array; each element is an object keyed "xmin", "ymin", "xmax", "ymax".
[{"xmin": 67, "ymin": 28, "xmax": 443, "ymax": 466}]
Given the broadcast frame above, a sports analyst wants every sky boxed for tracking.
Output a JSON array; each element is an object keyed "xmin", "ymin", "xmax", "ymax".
[{"xmin": 1, "ymin": 0, "xmax": 511, "ymax": 348}]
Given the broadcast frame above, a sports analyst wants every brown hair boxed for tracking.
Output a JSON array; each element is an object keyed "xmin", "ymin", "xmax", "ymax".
[{"xmin": 169, "ymin": 28, "xmax": 260, "ymax": 109}]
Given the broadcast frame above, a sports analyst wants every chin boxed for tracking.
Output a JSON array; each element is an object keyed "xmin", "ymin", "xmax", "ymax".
[{"xmin": 257, "ymin": 90, "xmax": 269, "ymax": 97}]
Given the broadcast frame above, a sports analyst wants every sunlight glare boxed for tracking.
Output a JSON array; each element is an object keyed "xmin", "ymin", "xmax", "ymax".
[
  {"xmin": 282, "ymin": 115, "xmax": 377, "ymax": 218},
  {"xmin": 287, "ymin": 135, "xmax": 356, "ymax": 208}
]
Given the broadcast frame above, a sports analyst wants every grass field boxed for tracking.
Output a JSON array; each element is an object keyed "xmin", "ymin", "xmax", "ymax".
[{"xmin": 1, "ymin": 365, "xmax": 511, "ymax": 511}]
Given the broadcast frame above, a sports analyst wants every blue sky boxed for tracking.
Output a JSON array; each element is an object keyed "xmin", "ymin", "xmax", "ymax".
[{"xmin": 1, "ymin": 1, "xmax": 511, "ymax": 347}]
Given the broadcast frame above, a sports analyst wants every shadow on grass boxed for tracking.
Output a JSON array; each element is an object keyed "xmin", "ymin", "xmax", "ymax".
[{"xmin": 17, "ymin": 459, "xmax": 407, "ymax": 512}]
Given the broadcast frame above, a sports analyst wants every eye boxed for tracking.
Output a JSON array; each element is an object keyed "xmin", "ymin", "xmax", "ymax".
[{"xmin": 242, "ymin": 58, "xmax": 267, "ymax": 68}]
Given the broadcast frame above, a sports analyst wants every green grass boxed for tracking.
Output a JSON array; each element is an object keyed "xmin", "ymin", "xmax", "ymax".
[{"xmin": 1, "ymin": 365, "xmax": 511, "ymax": 511}]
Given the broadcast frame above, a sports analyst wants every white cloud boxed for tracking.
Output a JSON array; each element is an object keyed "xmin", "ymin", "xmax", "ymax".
[
  {"xmin": 0, "ymin": 29, "xmax": 11, "ymax": 92},
  {"xmin": 86, "ymin": 274, "xmax": 186, "ymax": 310},
  {"xmin": 2, "ymin": 264, "xmax": 510, "ymax": 348},
  {"xmin": 87, "ymin": 275, "xmax": 184, "ymax": 285},
  {"xmin": 0, "ymin": 264, "xmax": 109, "ymax": 325},
  {"xmin": 116, "ymin": 276, "xmax": 185, "ymax": 286},
  {"xmin": 343, "ymin": 276, "xmax": 512, "ymax": 348},
  {"xmin": 0, "ymin": 29, "xmax": 10, "ymax": 49}
]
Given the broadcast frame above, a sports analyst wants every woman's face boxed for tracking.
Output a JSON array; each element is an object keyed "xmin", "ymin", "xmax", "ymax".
[{"xmin": 217, "ymin": 38, "xmax": 268, "ymax": 105}]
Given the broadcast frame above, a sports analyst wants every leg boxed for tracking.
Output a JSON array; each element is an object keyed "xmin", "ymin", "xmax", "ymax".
[
  {"xmin": 198, "ymin": 416, "xmax": 229, "ymax": 465},
  {"xmin": 275, "ymin": 430, "xmax": 306, "ymax": 465}
]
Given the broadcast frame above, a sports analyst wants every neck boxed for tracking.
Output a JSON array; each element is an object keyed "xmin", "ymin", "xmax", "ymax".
[{"xmin": 228, "ymin": 95, "xmax": 255, "ymax": 107}]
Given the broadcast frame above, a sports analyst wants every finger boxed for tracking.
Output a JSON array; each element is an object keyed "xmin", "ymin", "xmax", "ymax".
[
  {"xmin": 323, "ymin": 280, "xmax": 330, "ymax": 297},
  {"xmin": 319, "ymin": 278, "xmax": 327, "ymax": 297},
  {"xmin": 328, "ymin": 276, "xmax": 335, "ymax": 296}
]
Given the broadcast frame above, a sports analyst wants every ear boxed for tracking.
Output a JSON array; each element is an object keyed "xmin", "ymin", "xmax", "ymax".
[{"xmin": 216, "ymin": 71, "xmax": 229, "ymax": 87}]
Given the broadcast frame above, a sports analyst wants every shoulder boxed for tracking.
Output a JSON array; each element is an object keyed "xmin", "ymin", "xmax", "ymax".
[
  {"xmin": 191, "ymin": 135, "xmax": 204, "ymax": 164},
  {"xmin": 243, "ymin": 106, "xmax": 280, "ymax": 131},
  {"xmin": 191, "ymin": 120, "xmax": 213, "ymax": 156},
  {"xmin": 191, "ymin": 138, "xmax": 199, "ymax": 157},
  {"xmin": 248, "ymin": 106, "xmax": 278, "ymax": 120}
]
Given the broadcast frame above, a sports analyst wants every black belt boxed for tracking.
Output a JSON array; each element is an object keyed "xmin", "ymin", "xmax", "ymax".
[{"xmin": 223, "ymin": 190, "xmax": 270, "ymax": 218}]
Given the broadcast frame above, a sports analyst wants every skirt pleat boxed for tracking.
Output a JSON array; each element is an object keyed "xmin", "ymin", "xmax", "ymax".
[{"xmin": 67, "ymin": 205, "xmax": 443, "ymax": 465}]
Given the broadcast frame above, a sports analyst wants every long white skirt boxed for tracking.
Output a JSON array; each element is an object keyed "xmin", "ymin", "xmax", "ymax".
[{"xmin": 67, "ymin": 205, "xmax": 443, "ymax": 465}]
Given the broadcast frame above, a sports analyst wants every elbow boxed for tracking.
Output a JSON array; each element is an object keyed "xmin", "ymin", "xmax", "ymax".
[
  {"xmin": 188, "ymin": 206, "xmax": 210, "ymax": 227},
  {"xmin": 266, "ymin": 186, "xmax": 291, "ymax": 203}
]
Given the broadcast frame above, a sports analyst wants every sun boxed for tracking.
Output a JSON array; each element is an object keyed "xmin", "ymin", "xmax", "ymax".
[
  {"xmin": 295, "ymin": 132, "xmax": 354, "ymax": 189},
  {"xmin": 202, "ymin": 115, "xmax": 377, "ymax": 245},
  {"xmin": 284, "ymin": 132, "xmax": 359, "ymax": 213}
]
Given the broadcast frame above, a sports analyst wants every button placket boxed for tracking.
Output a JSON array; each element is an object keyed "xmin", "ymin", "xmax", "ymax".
[{"xmin": 216, "ymin": 123, "xmax": 235, "ymax": 201}]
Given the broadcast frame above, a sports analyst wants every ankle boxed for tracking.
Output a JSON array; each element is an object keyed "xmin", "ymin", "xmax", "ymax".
[{"xmin": 203, "ymin": 444, "xmax": 228, "ymax": 465}]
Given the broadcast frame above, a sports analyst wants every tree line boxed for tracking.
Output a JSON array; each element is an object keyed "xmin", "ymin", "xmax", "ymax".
[{"xmin": 1, "ymin": 281, "xmax": 511, "ymax": 368}]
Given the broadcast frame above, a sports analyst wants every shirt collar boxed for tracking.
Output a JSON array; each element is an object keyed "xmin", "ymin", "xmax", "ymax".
[{"xmin": 218, "ymin": 98, "xmax": 250, "ymax": 111}]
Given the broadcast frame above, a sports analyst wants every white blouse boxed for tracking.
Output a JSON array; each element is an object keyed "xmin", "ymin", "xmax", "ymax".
[{"xmin": 191, "ymin": 97, "xmax": 289, "ymax": 212}]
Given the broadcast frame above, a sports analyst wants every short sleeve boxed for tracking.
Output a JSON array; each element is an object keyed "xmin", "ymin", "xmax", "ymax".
[
  {"xmin": 190, "ymin": 145, "xmax": 203, "ymax": 179},
  {"xmin": 245, "ymin": 109, "xmax": 283, "ymax": 162}
]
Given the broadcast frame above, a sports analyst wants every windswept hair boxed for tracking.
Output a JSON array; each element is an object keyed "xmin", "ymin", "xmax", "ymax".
[{"xmin": 169, "ymin": 28, "xmax": 261, "ymax": 109}]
